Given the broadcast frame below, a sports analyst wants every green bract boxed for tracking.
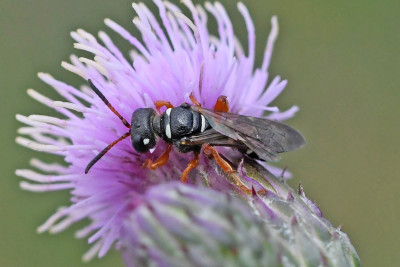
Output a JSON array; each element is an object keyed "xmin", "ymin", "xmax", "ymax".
[{"xmin": 121, "ymin": 161, "xmax": 361, "ymax": 267}]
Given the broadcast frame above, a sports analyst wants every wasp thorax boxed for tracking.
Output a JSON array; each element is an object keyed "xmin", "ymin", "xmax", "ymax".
[{"xmin": 130, "ymin": 108, "xmax": 157, "ymax": 153}]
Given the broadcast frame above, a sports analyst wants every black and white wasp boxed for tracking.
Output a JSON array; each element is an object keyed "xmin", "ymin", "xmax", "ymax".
[{"xmin": 85, "ymin": 80, "xmax": 305, "ymax": 192}]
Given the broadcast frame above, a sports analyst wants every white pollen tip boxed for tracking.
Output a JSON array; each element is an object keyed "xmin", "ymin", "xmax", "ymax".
[
  {"xmin": 53, "ymin": 101, "xmax": 80, "ymax": 111},
  {"xmin": 132, "ymin": 17, "xmax": 140, "ymax": 25},
  {"xmin": 174, "ymin": 12, "xmax": 198, "ymax": 34},
  {"xmin": 74, "ymin": 44, "xmax": 105, "ymax": 58},
  {"xmin": 26, "ymin": 88, "xmax": 38, "ymax": 97},
  {"xmin": 37, "ymin": 72, "xmax": 52, "ymax": 80},
  {"xmin": 37, "ymin": 225, "xmax": 48, "ymax": 234},
  {"xmin": 143, "ymin": 138, "xmax": 150, "ymax": 145},
  {"xmin": 61, "ymin": 61, "xmax": 86, "ymax": 78},
  {"xmin": 16, "ymin": 137, "xmax": 61, "ymax": 152},
  {"xmin": 104, "ymin": 18, "xmax": 117, "ymax": 29},
  {"xmin": 79, "ymin": 57, "xmax": 108, "ymax": 76},
  {"xmin": 15, "ymin": 114, "xmax": 25, "ymax": 122},
  {"xmin": 82, "ymin": 241, "xmax": 102, "ymax": 262}
]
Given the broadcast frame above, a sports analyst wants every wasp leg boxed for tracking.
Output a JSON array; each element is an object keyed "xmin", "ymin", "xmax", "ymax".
[
  {"xmin": 202, "ymin": 144, "xmax": 252, "ymax": 194},
  {"xmin": 213, "ymin": 95, "xmax": 229, "ymax": 112},
  {"xmin": 154, "ymin": 100, "xmax": 174, "ymax": 113},
  {"xmin": 189, "ymin": 92, "xmax": 202, "ymax": 107},
  {"xmin": 180, "ymin": 152, "xmax": 200, "ymax": 183},
  {"xmin": 143, "ymin": 144, "xmax": 173, "ymax": 170}
]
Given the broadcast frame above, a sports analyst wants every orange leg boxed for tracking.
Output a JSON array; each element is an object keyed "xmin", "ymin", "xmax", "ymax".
[
  {"xmin": 180, "ymin": 152, "xmax": 200, "ymax": 183},
  {"xmin": 190, "ymin": 93, "xmax": 229, "ymax": 112},
  {"xmin": 202, "ymin": 144, "xmax": 252, "ymax": 194},
  {"xmin": 213, "ymin": 95, "xmax": 229, "ymax": 112},
  {"xmin": 154, "ymin": 100, "xmax": 174, "ymax": 113},
  {"xmin": 189, "ymin": 93, "xmax": 202, "ymax": 107},
  {"xmin": 143, "ymin": 144, "xmax": 173, "ymax": 170}
]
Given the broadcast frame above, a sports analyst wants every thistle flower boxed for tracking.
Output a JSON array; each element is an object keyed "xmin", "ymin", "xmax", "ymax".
[
  {"xmin": 15, "ymin": 0, "xmax": 359, "ymax": 265},
  {"xmin": 121, "ymin": 167, "xmax": 361, "ymax": 266}
]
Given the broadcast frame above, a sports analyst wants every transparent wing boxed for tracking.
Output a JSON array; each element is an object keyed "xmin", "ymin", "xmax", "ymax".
[
  {"xmin": 190, "ymin": 106, "xmax": 306, "ymax": 161},
  {"xmin": 182, "ymin": 128, "xmax": 247, "ymax": 149}
]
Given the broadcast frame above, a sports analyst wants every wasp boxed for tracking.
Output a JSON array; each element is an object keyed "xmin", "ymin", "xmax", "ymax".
[{"xmin": 85, "ymin": 80, "xmax": 305, "ymax": 193}]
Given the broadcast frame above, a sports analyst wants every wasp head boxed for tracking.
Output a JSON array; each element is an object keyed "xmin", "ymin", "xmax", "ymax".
[{"xmin": 130, "ymin": 108, "xmax": 157, "ymax": 153}]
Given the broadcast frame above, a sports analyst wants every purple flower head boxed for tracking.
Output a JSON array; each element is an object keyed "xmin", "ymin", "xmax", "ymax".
[{"xmin": 16, "ymin": 0, "xmax": 299, "ymax": 260}]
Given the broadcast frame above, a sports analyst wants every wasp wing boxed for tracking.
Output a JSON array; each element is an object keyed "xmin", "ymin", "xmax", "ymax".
[
  {"xmin": 182, "ymin": 128, "xmax": 247, "ymax": 149},
  {"xmin": 183, "ymin": 119, "xmax": 280, "ymax": 161},
  {"xmin": 190, "ymin": 106, "xmax": 306, "ymax": 161}
]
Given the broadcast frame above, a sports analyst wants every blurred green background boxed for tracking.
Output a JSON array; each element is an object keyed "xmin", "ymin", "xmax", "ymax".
[{"xmin": 1, "ymin": 0, "xmax": 399, "ymax": 266}]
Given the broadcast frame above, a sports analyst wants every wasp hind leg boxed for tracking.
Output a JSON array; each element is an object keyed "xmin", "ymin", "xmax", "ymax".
[
  {"xmin": 143, "ymin": 144, "xmax": 173, "ymax": 170},
  {"xmin": 190, "ymin": 93, "xmax": 230, "ymax": 112},
  {"xmin": 202, "ymin": 144, "xmax": 253, "ymax": 194},
  {"xmin": 213, "ymin": 95, "xmax": 229, "ymax": 112}
]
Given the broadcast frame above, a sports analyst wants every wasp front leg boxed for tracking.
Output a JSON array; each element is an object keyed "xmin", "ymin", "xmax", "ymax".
[
  {"xmin": 154, "ymin": 100, "xmax": 174, "ymax": 113},
  {"xmin": 189, "ymin": 93, "xmax": 202, "ymax": 107},
  {"xmin": 143, "ymin": 144, "xmax": 173, "ymax": 170}
]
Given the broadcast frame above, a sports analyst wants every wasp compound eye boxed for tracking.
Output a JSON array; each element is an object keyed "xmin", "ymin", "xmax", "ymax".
[{"xmin": 130, "ymin": 108, "xmax": 157, "ymax": 153}]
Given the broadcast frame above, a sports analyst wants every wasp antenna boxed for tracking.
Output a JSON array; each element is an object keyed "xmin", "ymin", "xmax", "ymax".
[
  {"xmin": 87, "ymin": 79, "xmax": 131, "ymax": 128},
  {"xmin": 85, "ymin": 132, "xmax": 130, "ymax": 174}
]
